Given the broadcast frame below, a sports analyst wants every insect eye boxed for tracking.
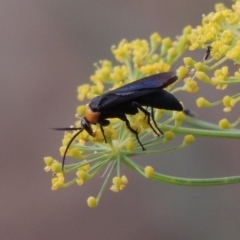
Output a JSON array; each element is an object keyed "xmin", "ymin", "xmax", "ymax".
[{"xmin": 81, "ymin": 117, "xmax": 94, "ymax": 136}]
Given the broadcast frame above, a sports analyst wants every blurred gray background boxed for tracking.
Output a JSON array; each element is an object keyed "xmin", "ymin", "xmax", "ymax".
[{"xmin": 1, "ymin": 0, "xmax": 240, "ymax": 239}]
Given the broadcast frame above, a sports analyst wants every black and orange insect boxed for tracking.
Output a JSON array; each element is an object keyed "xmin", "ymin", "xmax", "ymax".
[{"xmin": 53, "ymin": 71, "xmax": 183, "ymax": 169}]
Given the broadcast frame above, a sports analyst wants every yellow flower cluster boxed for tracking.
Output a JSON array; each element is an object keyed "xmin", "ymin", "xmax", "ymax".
[
  {"xmin": 186, "ymin": 2, "xmax": 240, "ymax": 130},
  {"xmin": 45, "ymin": 2, "xmax": 240, "ymax": 207},
  {"xmin": 76, "ymin": 163, "xmax": 90, "ymax": 186},
  {"xmin": 110, "ymin": 176, "xmax": 128, "ymax": 192}
]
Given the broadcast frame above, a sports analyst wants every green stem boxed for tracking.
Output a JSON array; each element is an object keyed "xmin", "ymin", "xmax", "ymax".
[
  {"xmin": 64, "ymin": 153, "xmax": 111, "ymax": 173},
  {"xmin": 181, "ymin": 115, "xmax": 224, "ymax": 130},
  {"xmin": 122, "ymin": 156, "xmax": 144, "ymax": 176},
  {"xmin": 162, "ymin": 125, "xmax": 240, "ymax": 138},
  {"xmin": 209, "ymin": 56, "xmax": 227, "ymax": 70},
  {"xmin": 96, "ymin": 160, "xmax": 117, "ymax": 202},
  {"xmin": 128, "ymin": 144, "xmax": 184, "ymax": 157},
  {"xmin": 124, "ymin": 159, "xmax": 240, "ymax": 186}
]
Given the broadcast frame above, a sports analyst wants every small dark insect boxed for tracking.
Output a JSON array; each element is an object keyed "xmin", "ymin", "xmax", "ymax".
[
  {"xmin": 203, "ymin": 46, "xmax": 212, "ymax": 61},
  {"xmin": 53, "ymin": 71, "xmax": 183, "ymax": 169}
]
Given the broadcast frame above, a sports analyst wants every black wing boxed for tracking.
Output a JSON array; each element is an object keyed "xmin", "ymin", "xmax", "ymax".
[
  {"xmin": 90, "ymin": 71, "xmax": 178, "ymax": 111},
  {"xmin": 136, "ymin": 89, "xmax": 183, "ymax": 111}
]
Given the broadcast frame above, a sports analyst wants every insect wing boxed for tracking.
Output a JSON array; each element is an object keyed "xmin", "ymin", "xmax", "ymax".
[
  {"xmin": 136, "ymin": 89, "xmax": 183, "ymax": 111},
  {"xmin": 90, "ymin": 72, "xmax": 178, "ymax": 110},
  {"xmin": 108, "ymin": 71, "xmax": 177, "ymax": 94}
]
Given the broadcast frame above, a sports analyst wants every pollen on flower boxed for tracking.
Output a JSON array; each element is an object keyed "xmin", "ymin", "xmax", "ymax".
[
  {"xmin": 92, "ymin": 129, "xmax": 105, "ymax": 142},
  {"xmin": 80, "ymin": 129, "xmax": 91, "ymax": 141},
  {"xmin": 51, "ymin": 162, "xmax": 62, "ymax": 173},
  {"xmin": 62, "ymin": 137, "xmax": 71, "ymax": 147},
  {"xmin": 155, "ymin": 109, "xmax": 165, "ymax": 121},
  {"xmin": 76, "ymin": 105, "xmax": 86, "ymax": 117},
  {"xmin": 112, "ymin": 176, "xmax": 122, "ymax": 187},
  {"xmin": 44, "ymin": 156, "xmax": 55, "ymax": 172},
  {"xmin": 75, "ymin": 162, "xmax": 90, "ymax": 181},
  {"xmin": 226, "ymin": 45, "xmax": 240, "ymax": 60},
  {"xmin": 44, "ymin": 166, "xmax": 51, "ymax": 172},
  {"xmin": 183, "ymin": 78, "xmax": 199, "ymax": 93},
  {"xmin": 211, "ymin": 41, "xmax": 230, "ymax": 60},
  {"xmin": 183, "ymin": 25, "xmax": 192, "ymax": 34},
  {"xmin": 167, "ymin": 48, "xmax": 177, "ymax": 63},
  {"xmin": 111, "ymin": 176, "xmax": 128, "ymax": 192},
  {"xmin": 77, "ymin": 84, "xmax": 90, "ymax": 101},
  {"xmin": 144, "ymin": 166, "xmax": 155, "ymax": 178},
  {"xmin": 234, "ymin": 69, "xmax": 240, "ymax": 78},
  {"xmin": 44, "ymin": 156, "xmax": 54, "ymax": 166},
  {"xmin": 110, "ymin": 185, "xmax": 119, "ymax": 192},
  {"xmin": 90, "ymin": 61, "xmax": 112, "ymax": 84},
  {"xmin": 176, "ymin": 66, "xmax": 189, "ymax": 80},
  {"xmin": 69, "ymin": 147, "xmax": 83, "ymax": 158},
  {"xmin": 189, "ymin": 42, "xmax": 199, "ymax": 51},
  {"xmin": 121, "ymin": 175, "xmax": 128, "ymax": 184},
  {"xmin": 87, "ymin": 196, "xmax": 98, "ymax": 208},
  {"xmin": 230, "ymin": 97, "xmax": 240, "ymax": 107},
  {"xmin": 195, "ymin": 71, "xmax": 211, "ymax": 84},
  {"xmin": 118, "ymin": 185, "xmax": 126, "ymax": 190},
  {"xmin": 125, "ymin": 140, "xmax": 135, "ymax": 151},
  {"xmin": 211, "ymin": 67, "xmax": 229, "ymax": 89},
  {"xmin": 102, "ymin": 127, "xmax": 112, "ymax": 139},
  {"xmin": 76, "ymin": 169, "xmax": 87, "ymax": 180},
  {"xmin": 211, "ymin": 11, "xmax": 223, "ymax": 23},
  {"xmin": 196, "ymin": 97, "xmax": 211, "ymax": 108},
  {"xmin": 150, "ymin": 32, "xmax": 162, "ymax": 52},
  {"xmin": 226, "ymin": 10, "xmax": 239, "ymax": 25},
  {"xmin": 51, "ymin": 173, "xmax": 64, "ymax": 190},
  {"xmin": 219, "ymin": 118, "xmax": 232, "ymax": 129},
  {"xmin": 133, "ymin": 54, "xmax": 142, "ymax": 67},
  {"xmin": 82, "ymin": 162, "xmax": 90, "ymax": 171},
  {"xmin": 183, "ymin": 57, "xmax": 196, "ymax": 67},
  {"xmin": 174, "ymin": 112, "xmax": 185, "ymax": 127},
  {"xmin": 183, "ymin": 135, "xmax": 195, "ymax": 146},
  {"xmin": 110, "ymin": 65, "xmax": 128, "ymax": 82},
  {"xmin": 161, "ymin": 37, "xmax": 172, "ymax": 55},
  {"xmin": 59, "ymin": 146, "xmax": 66, "ymax": 157},
  {"xmin": 221, "ymin": 30, "xmax": 234, "ymax": 45},
  {"xmin": 215, "ymin": 3, "xmax": 226, "ymax": 12},
  {"xmin": 140, "ymin": 62, "xmax": 170, "ymax": 75},
  {"xmin": 222, "ymin": 95, "xmax": 233, "ymax": 112},
  {"xmin": 131, "ymin": 39, "xmax": 149, "ymax": 55},
  {"xmin": 136, "ymin": 115, "xmax": 151, "ymax": 130},
  {"xmin": 194, "ymin": 62, "xmax": 211, "ymax": 72},
  {"xmin": 111, "ymin": 129, "xmax": 119, "ymax": 140},
  {"xmin": 215, "ymin": 66, "xmax": 229, "ymax": 78},
  {"xmin": 76, "ymin": 179, "xmax": 84, "ymax": 186},
  {"xmin": 163, "ymin": 131, "xmax": 175, "ymax": 143},
  {"xmin": 111, "ymin": 39, "xmax": 131, "ymax": 62}
]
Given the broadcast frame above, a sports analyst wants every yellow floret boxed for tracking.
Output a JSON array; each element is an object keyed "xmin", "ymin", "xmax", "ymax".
[
  {"xmin": 144, "ymin": 166, "xmax": 155, "ymax": 178},
  {"xmin": 87, "ymin": 197, "xmax": 98, "ymax": 208}
]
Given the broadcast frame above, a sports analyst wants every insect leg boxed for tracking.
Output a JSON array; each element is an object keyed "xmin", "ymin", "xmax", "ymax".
[
  {"xmin": 132, "ymin": 102, "xmax": 161, "ymax": 136},
  {"xmin": 150, "ymin": 107, "xmax": 163, "ymax": 135},
  {"xmin": 100, "ymin": 124, "xmax": 107, "ymax": 143},
  {"xmin": 118, "ymin": 113, "xmax": 145, "ymax": 151}
]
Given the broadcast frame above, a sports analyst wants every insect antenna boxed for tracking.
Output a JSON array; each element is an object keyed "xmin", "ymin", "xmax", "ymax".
[{"xmin": 51, "ymin": 127, "xmax": 84, "ymax": 171}]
